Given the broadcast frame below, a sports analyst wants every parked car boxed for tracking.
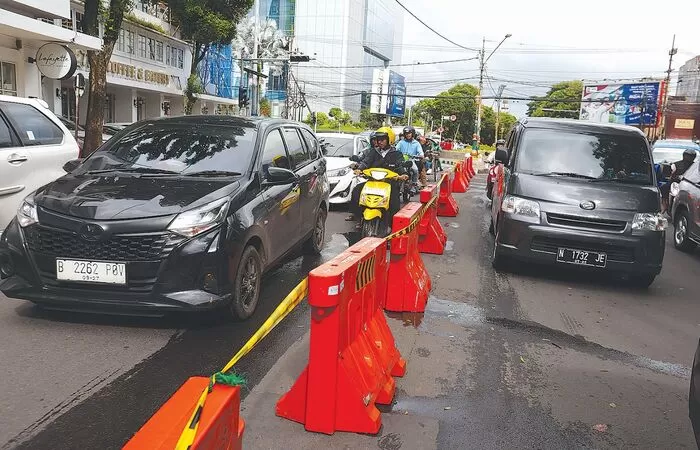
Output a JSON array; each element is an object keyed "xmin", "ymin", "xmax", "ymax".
[
  {"xmin": 490, "ymin": 118, "xmax": 665, "ymax": 287},
  {"xmin": 58, "ymin": 116, "xmax": 113, "ymax": 151},
  {"xmin": 317, "ymin": 132, "xmax": 370, "ymax": 204},
  {"xmin": 652, "ymin": 139, "xmax": 700, "ymax": 164},
  {"xmin": 690, "ymin": 339, "xmax": 700, "ymax": 447},
  {"xmin": 103, "ymin": 122, "xmax": 132, "ymax": 135},
  {"xmin": 670, "ymin": 157, "xmax": 700, "ymax": 252},
  {"xmin": 0, "ymin": 95, "xmax": 79, "ymax": 234},
  {"xmin": 0, "ymin": 116, "xmax": 329, "ymax": 320}
]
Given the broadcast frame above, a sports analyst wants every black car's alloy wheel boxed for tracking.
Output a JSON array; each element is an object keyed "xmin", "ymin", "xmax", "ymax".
[
  {"xmin": 230, "ymin": 245, "xmax": 262, "ymax": 320},
  {"xmin": 304, "ymin": 209, "xmax": 326, "ymax": 255},
  {"xmin": 674, "ymin": 211, "xmax": 697, "ymax": 252}
]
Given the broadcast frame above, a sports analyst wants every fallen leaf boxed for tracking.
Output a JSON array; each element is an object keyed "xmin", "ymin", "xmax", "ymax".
[
  {"xmin": 444, "ymin": 406, "xmax": 452, "ymax": 410},
  {"xmin": 593, "ymin": 424, "xmax": 608, "ymax": 432},
  {"xmin": 609, "ymin": 403, "xmax": 617, "ymax": 408},
  {"xmin": 520, "ymin": 356, "xmax": 526, "ymax": 363},
  {"xmin": 404, "ymin": 411, "xmax": 409, "ymax": 415}
]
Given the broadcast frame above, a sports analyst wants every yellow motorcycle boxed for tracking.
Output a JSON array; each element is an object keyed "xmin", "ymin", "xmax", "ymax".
[{"xmin": 358, "ymin": 167, "xmax": 401, "ymax": 238}]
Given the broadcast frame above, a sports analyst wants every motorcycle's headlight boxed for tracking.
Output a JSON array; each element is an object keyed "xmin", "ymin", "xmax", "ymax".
[
  {"xmin": 370, "ymin": 170, "xmax": 387, "ymax": 180},
  {"xmin": 17, "ymin": 197, "xmax": 38, "ymax": 228},
  {"xmin": 328, "ymin": 167, "xmax": 351, "ymax": 177},
  {"xmin": 168, "ymin": 198, "xmax": 229, "ymax": 237},
  {"xmin": 501, "ymin": 195, "xmax": 540, "ymax": 222},
  {"xmin": 632, "ymin": 213, "xmax": 667, "ymax": 231},
  {"xmin": 670, "ymin": 182, "xmax": 680, "ymax": 197}
]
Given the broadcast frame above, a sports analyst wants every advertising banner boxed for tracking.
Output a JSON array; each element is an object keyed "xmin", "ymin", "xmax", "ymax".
[
  {"xmin": 386, "ymin": 70, "xmax": 406, "ymax": 117},
  {"xmin": 369, "ymin": 68, "xmax": 388, "ymax": 115},
  {"xmin": 580, "ymin": 82, "xmax": 662, "ymax": 126}
]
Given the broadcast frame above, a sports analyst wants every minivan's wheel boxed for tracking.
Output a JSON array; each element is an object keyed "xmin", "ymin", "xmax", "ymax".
[
  {"xmin": 674, "ymin": 210, "xmax": 697, "ymax": 252},
  {"xmin": 361, "ymin": 218, "xmax": 381, "ymax": 238},
  {"xmin": 304, "ymin": 209, "xmax": 326, "ymax": 255},
  {"xmin": 629, "ymin": 273, "xmax": 656, "ymax": 289},
  {"xmin": 229, "ymin": 246, "xmax": 262, "ymax": 320},
  {"xmin": 491, "ymin": 230, "xmax": 508, "ymax": 271}
]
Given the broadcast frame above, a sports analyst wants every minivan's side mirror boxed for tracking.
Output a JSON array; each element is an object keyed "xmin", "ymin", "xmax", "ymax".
[
  {"xmin": 495, "ymin": 148, "xmax": 509, "ymax": 165},
  {"xmin": 63, "ymin": 159, "xmax": 82, "ymax": 173},
  {"xmin": 264, "ymin": 166, "xmax": 298, "ymax": 185},
  {"xmin": 349, "ymin": 154, "xmax": 361, "ymax": 163}
]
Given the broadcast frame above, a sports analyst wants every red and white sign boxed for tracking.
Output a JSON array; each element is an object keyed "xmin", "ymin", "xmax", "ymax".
[
  {"xmin": 450, "ymin": 115, "xmax": 457, "ymax": 122},
  {"xmin": 437, "ymin": 127, "xmax": 444, "ymax": 133}
]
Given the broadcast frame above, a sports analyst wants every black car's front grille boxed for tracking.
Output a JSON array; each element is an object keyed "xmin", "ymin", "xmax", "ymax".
[
  {"xmin": 531, "ymin": 236, "xmax": 635, "ymax": 262},
  {"xmin": 24, "ymin": 225, "xmax": 185, "ymax": 262},
  {"xmin": 547, "ymin": 213, "xmax": 627, "ymax": 232}
]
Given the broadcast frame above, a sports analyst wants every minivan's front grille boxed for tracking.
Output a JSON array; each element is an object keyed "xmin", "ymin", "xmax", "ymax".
[
  {"xmin": 24, "ymin": 225, "xmax": 185, "ymax": 262},
  {"xmin": 531, "ymin": 236, "xmax": 635, "ymax": 262},
  {"xmin": 546, "ymin": 213, "xmax": 627, "ymax": 232}
]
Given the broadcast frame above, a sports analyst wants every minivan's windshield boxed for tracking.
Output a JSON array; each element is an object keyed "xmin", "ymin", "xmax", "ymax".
[
  {"xmin": 319, "ymin": 137, "xmax": 355, "ymax": 158},
  {"xmin": 79, "ymin": 123, "xmax": 257, "ymax": 176},
  {"xmin": 515, "ymin": 129, "xmax": 653, "ymax": 185}
]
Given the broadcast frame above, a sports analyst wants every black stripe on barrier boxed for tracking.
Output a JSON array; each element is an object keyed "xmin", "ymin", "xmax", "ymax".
[
  {"xmin": 355, "ymin": 254, "xmax": 376, "ymax": 292},
  {"xmin": 385, "ymin": 193, "xmax": 439, "ymax": 241}
]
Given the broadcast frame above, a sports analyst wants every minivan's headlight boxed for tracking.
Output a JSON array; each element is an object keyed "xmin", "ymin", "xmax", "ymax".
[
  {"xmin": 501, "ymin": 195, "xmax": 540, "ymax": 221},
  {"xmin": 328, "ymin": 167, "xmax": 351, "ymax": 177},
  {"xmin": 17, "ymin": 197, "xmax": 38, "ymax": 228},
  {"xmin": 168, "ymin": 198, "xmax": 229, "ymax": 237},
  {"xmin": 632, "ymin": 213, "xmax": 667, "ymax": 231}
]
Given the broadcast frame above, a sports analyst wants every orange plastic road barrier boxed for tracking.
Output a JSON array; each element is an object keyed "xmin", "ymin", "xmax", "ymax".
[
  {"xmin": 451, "ymin": 161, "xmax": 468, "ymax": 193},
  {"xmin": 437, "ymin": 171, "xmax": 459, "ymax": 217},
  {"xmin": 123, "ymin": 377, "xmax": 244, "ymax": 450},
  {"xmin": 276, "ymin": 237, "xmax": 406, "ymax": 435},
  {"xmin": 465, "ymin": 155, "xmax": 476, "ymax": 178},
  {"xmin": 418, "ymin": 185, "xmax": 447, "ymax": 255},
  {"xmin": 385, "ymin": 202, "xmax": 432, "ymax": 313}
]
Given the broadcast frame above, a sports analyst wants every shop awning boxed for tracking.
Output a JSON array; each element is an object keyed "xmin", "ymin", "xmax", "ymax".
[
  {"xmin": 0, "ymin": 9, "xmax": 102, "ymax": 50},
  {"xmin": 196, "ymin": 93, "xmax": 238, "ymax": 106}
]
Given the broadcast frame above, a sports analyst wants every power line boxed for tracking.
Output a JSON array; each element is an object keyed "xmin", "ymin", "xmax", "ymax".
[
  {"xmin": 393, "ymin": 0, "xmax": 479, "ymax": 52},
  {"xmin": 303, "ymin": 56, "xmax": 479, "ymax": 70}
]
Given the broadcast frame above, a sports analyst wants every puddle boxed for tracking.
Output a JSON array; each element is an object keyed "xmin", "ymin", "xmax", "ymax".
[
  {"xmin": 443, "ymin": 222, "xmax": 460, "ymax": 228},
  {"xmin": 426, "ymin": 296, "xmax": 485, "ymax": 327}
]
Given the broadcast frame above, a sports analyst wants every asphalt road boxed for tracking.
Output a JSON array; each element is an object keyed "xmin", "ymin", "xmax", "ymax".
[{"xmin": 1, "ymin": 176, "xmax": 698, "ymax": 449}]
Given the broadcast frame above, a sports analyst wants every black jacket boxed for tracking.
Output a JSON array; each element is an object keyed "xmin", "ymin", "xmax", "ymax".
[{"xmin": 357, "ymin": 146, "xmax": 407, "ymax": 176}]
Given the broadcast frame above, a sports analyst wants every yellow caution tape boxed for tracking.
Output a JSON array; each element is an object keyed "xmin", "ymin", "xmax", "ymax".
[
  {"xmin": 175, "ymin": 278, "xmax": 309, "ymax": 450},
  {"xmin": 385, "ymin": 175, "xmax": 445, "ymax": 241}
]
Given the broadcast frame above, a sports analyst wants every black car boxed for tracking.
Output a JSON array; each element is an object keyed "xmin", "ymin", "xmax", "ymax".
[
  {"xmin": 490, "ymin": 118, "xmax": 665, "ymax": 287},
  {"xmin": 670, "ymin": 158, "xmax": 700, "ymax": 253},
  {"xmin": 0, "ymin": 115, "xmax": 328, "ymax": 319},
  {"xmin": 690, "ymin": 339, "xmax": 700, "ymax": 447}
]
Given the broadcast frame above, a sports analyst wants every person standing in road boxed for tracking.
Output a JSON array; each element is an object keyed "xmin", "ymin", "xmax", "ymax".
[{"xmin": 397, "ymin": 126, "xmax": 426, "ymax": 187}]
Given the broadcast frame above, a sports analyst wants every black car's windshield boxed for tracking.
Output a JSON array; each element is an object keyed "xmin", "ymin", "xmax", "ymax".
[
  {"xmin": 516, "ymin": 129, "xmax": 653, "ymax": 185},
  {"xmin": 320, "ymin": 137, "xmax": 355, "ymax": 158},
  {"xmin": 79, "ymin": 123, "xmax": 257, "ymax": 176}
]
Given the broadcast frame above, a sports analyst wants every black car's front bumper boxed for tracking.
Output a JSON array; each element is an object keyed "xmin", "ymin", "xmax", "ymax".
[
  {"xmin": 0, "ymin": 218, "xmax": 231, "ymax": 315},
  {"xmin": 495, "ymin": 213, "xmax": 665, "ymax": 276}
]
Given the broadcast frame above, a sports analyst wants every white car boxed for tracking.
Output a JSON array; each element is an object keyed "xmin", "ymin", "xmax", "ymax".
[
  {"xmin": 317, "ymin": 133, "xmax": 370, "ymax": 204},
  {"xmin": 0, "ymin": 95, "xmax": 79, "ymax": 233}
]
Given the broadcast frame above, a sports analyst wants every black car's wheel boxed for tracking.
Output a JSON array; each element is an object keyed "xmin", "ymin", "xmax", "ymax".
[
  {"xmin": 674, "ymin": 210, "xmax": 697, "ymax": 252},
  {"xmin": 229, "ymin": 245, "xmax": 262, "ymax": 320},
  {"xmin": 491, "ymin": 229, "xmax": 508, "ymax": 270},
  {"xmin": 629, "ymin": 273, "xmax": 657, "ymax": 288},
  {"xmin": 304, "ymin": 209, "xmax": 326, "ymax": 255},
  {"xmin": 361, "ymin": 218, "xmax": 381, "ymax": 238},
  {"xmin": 486, "ymin": 181, "xmax": 494, "ymax": 200}
]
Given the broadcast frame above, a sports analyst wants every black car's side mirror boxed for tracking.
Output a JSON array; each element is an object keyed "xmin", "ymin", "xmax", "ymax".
[
  {"xmin": 63, "ymin": 159, "xmax": 82, "ymax": 173},
  {"xmin": 495, "ymin": 148, "xmax": 509, "ymax": 164},
  {"xmin": 264, "ymin": 166, "xmax": 298, "ymax": 185}
]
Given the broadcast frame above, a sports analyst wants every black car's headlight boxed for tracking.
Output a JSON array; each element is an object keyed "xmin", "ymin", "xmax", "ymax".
[
  {"xmin": 167, "ymin": 198, "xmax": 229, "ymax": 237},
  {"xmin": 17, "ymin": 197, "xmax": 38, "ymax": 228}
]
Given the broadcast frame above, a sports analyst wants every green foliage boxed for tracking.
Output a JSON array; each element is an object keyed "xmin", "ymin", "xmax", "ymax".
[
  {"xmin": 125, "ymin": 12, "xmax": 167, "ymax": 34},
  {"xmin": 184, "ymin": 74, "xmax": 203, "ymax": 115},
  {"xmin": 259, "ymin": 98, "xmax": 271, "ymax": 117},
  {"xmin": 527, "ymin": 80, "xmax": 583, "ymax": 119},
  {"xmin": 328, "ymin": 107, "xmax": 342, "ymax": 120},
  {"xmin": 495, "ymin": 112, "xmax": 518, "ymax": 141},
  {"xmin": 359, "ymin": 108, "xmax": 384, "ymax": 130},
  {"xmin": 414, "ymin": 83, "xmax": 479, "ymax": 140},
  {"xmin": 341, "ymin": 112, "xmax": 352, "ymax": 125},
  {"xmin": 315, "ymin": 112, "xmax": 330, "ymax": 126}
]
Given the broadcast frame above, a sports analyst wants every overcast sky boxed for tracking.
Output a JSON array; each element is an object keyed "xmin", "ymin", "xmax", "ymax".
[{"xmin": 398, "ymin": 0, "xmax": 700, "ymax": 118}]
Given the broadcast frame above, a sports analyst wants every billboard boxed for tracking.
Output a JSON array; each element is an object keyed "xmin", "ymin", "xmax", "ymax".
[
  {"xmin": 580, "ymin": 82, "xmax": 663, "ymax": 126},
  {"xmin": 369, "ymin": 69, "xmax": 406, "ymax": 117},
  {"xmin": 386, "ymin": 70, "xmax": 406, "ymax": 117}
]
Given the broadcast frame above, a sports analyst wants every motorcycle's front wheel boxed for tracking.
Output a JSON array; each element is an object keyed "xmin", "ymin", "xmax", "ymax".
[{"xmin": 361, "ymin": 217, "xmax": 382, "ymax": 238}]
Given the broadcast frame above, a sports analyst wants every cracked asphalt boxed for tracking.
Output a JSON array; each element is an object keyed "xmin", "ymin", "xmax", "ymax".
[{"xmin": 1, "ymin": 174, "xmax": 698, "ymax": 449}]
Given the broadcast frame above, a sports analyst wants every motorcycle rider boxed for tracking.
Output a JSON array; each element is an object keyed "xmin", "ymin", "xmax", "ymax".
[
  {"xmin": 659, "ymin": 149, "xmax": 697, "ymax": 213},
  {"xmin": 346, "ymin": 127, "xmax": 409, "ymax": 222},
  {"xmin": 397, "ymin": 126, "xmax": 426, "ymax": 187}
]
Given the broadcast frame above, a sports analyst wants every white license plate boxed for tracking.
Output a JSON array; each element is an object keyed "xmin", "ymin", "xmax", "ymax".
[{"xmin": 56, "ymin": 259, "xmax": 126, "ymax": 285}]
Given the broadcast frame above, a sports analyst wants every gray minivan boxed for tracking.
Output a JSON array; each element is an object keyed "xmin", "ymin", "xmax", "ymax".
[{"xmin": 490, "ymin": 118, "xmax": 666, "ymax": 287}]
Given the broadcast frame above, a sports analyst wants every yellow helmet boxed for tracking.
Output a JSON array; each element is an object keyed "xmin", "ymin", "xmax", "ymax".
[{"xmin": 375, "ymin": 126, "xmax": 396, "ymax": 145}]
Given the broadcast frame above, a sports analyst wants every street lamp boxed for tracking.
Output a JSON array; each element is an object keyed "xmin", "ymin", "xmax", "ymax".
[{"xmin": 473, "ymin": 33, "xmax": 511, "ymax": 151}]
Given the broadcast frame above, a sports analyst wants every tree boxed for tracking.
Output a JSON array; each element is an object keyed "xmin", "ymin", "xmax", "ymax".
[
  {"xmin": 167, "ymin": 0, "xmax": 254, "ymax": 113},
  {"xmin": 328, "ymin": 107, "xmax": 342, "ymax": 121},
  {"xmin": 340, "ymin": 112, "xmax": 352, "ymax": 125},
  {"xmin": 527, "ymin": 80, "xmax": 583, "ymax": 119},
  {"xmin": 259, "ymin": 98, "xmax": 271, "ymax": 117},
  {"xmin": 82, "ymin": 0, "xmax": 133, "ymax": 156},
  {"xmin": 359, "ymin": 108, "xmax": 384, "ymax": 130},
  {"xmin": 414, "ymin": 83, "xmax": 479, "ymax": 140},
  {"xmin": 495, "ymin": 111, "xmax": 518, "ymax": 141}
]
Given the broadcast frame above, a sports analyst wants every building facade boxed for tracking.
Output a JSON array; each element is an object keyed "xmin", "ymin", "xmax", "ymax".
[{"xmin": 677, "ymin": 56, "xmax": 700, "ymax": 103}]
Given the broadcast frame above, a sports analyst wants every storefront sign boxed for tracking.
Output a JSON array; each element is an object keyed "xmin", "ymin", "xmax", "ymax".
[
  {"xmin": 107, "ymin": 62, "xmax": 169, "ymax": 86},
  {"xmin": 36, "ymin": 43, "xmax": 77, "ymax": 80},
  {"xmin": 675, "ymin": 118, "xmax": 696, "ymax": 130}
]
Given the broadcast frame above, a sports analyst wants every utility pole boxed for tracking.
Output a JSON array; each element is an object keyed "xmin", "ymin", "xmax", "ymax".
[
  {"xmin": 408, "ymin": 61, "xmax": 417, "ymax": 126},
  {"xmin": 661, "ymin": 34, "xmax": 677, "ymax": 138},
  {"xmin": 474, "ymin": 34, "xmax": 511, "ymax": 151},
  {"xmin": 251, "ymin": 0, "xmax": 260, "ymax": 116},
  {"xmin": 494, "ymin": 84, "xmax": 506, "ymax": 142}
]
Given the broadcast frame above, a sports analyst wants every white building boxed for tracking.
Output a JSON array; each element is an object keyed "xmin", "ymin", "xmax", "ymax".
[
  {"xmin": 291, "ymin": 0, "xmax": 404, "ymax": 118},
  {"xmin": 0, "ymin": 0, "xmax": 237, "ymax": 125},
  {"xmin": 677, "ymin": 56, "xmax": 700, "ymax": 103}
]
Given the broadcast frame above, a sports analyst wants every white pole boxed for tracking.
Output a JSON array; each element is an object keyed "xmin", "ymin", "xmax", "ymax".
[{"xmin": 251, "ymin": 0, "xmax": 260, "ymax": 116}]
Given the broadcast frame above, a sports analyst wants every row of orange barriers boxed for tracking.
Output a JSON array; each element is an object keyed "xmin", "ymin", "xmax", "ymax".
[{"xmin": 124, "ymin": 163, "xmax": 473, "ymax": 447}]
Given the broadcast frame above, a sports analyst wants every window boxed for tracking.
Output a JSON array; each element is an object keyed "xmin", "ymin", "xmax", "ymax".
[
  {"xmin": 138, "ymin": 35, "xmax": 146, "ymax": 58},
  {"xmin": 261, "ymin": 129, "xmax": 291, "ymax": 173},
  {"xmin": 318, "ymin": 136, "xmax": 353, "ymax": 158},
  {"xmin": 126, "ymin": 30, "xmax": 134, "ymax": 54},
  {"xmin": 117, "ymin": 29, "xmax": 125, "ymax": 52},
  {"xmin": 0, "ymin": 62, "xmax": 17, "ymax": 96},
  {"xmin": 0, "ymin": 116, "xmax": 13, "ymax": 148},
  {"xmin": 166, "ymin": 45, "xmax": 171, "ymax": 65},
  {"xmin": 156, "ymin": 41, "xmax": 163, "ymax": 62},
  {"xmin": 147, "ymin": 38, "xmax": 156, "ymax": 60},
  {"xmin": 300, "ymin": 129, "xmax": 319, "ymax": 159},
  {"xmin": 0, "ymin": 102, "xmax": 64, "ymax": 146},
  {"xmin": 683, "ymin": 161, "xmax": 700, "ymax": 184},
  {"xmin": 177, "ymin": 48, "xmax": 184, "ymax": 69},
  {"xmin": 283, "ymin": 128, "xmax": 311, "ymax": 168}
]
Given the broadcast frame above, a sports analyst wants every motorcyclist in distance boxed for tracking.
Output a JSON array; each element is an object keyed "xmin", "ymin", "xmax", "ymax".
[{"xmin": 397, "ymin": 126, "xmax": 426, "ymax": 187}]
